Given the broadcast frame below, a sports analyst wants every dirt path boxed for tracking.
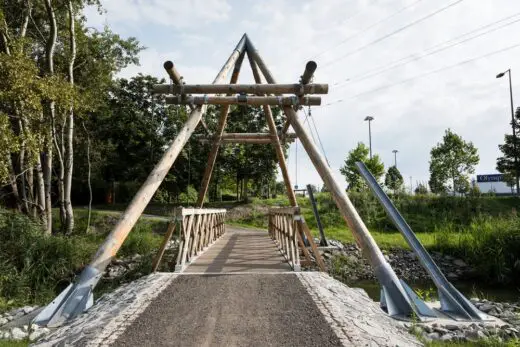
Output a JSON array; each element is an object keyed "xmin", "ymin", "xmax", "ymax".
[{"xmin": 111, "ymin": 274, "xmax": 342, "ymax": 347}]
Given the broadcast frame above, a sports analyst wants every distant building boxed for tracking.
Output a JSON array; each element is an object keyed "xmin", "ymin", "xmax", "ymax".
[{"xmin": 473, "ymin": 174, "xmax": 513, "ymax": 195}]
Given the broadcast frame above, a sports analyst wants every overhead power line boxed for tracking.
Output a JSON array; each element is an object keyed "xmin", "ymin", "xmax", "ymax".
[
  {"xmin": 321, "ymin": 0, "xmax": 466, "ymax": 69},
  {"xmin": 324, "ymin": 41, "xmax": 520, "ymax": 106},
  {"xmin": 336, "ymin": 0, "xmax": 379, "ymax": 28},
  {"xmin": 303, "ymin": 107, "xmax": 330, "ymax": 167},
  {"xmin": 312, "ymin": 0, "xmax": 425, "ymax": 60},
  {"xmin": 331, "ymin": 12, "xmax": 520, "ymax": 90}
]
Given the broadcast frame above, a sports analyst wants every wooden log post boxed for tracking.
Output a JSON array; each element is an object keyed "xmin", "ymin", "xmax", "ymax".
[
  {"xmin": 247, "ymin": 46, "xmax": 324, "ymax": 271},
  {"xmin": 163, "ymin": 61, "xmax": 183, "ymax": 85},
  {"xmin": 165, "ymin": 95, "xmax": 321, "ymax": 106},
  {"xmin": 151, "ymin": 221, "xmax": 176, "ymax": 272},
  {"xmin": 34, "ymin": 36, "xmax": 248, "ymax": 327},
  {"xmin": 153, "ymin": 83, "xmax": 328, "ymax": 95},
  {"xmin": 246, "ymin": 37, "xmax": 415, "ymax": 314},
  {"xmin": 88, "ymin": 38, "xmax": 246, "ymax": 272},
  {"xmin": 196, "ymin": 38, "xmax": 247, "ymax": 207},
  {"xmin": 162, "ymin": 60, "xmax": 197, "ymax": 113},
  {"xmin": 247, "ymin": 53, "xmax": 298, "ymax": 207},
  {"xmin": 300, "ymin": 61, "xmax": 317, "ymax": 85}
]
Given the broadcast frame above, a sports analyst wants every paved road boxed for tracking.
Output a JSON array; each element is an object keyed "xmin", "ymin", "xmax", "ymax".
[
  {"xmin": 111, "ymin": 274, "xmax": 342, "ymax": 347},
  {"xmin": 185, "ymin": 228, "xmax": 292, "ymax": 273}
]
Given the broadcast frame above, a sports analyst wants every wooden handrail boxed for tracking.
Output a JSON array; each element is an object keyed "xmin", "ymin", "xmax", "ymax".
[
  {"xmin": 268, "ymin": 207, "xmax": 326, "ymax": 272},
  {"xmin": 153, "ymin": 208, "xmax": 226, "ymax": 272}
]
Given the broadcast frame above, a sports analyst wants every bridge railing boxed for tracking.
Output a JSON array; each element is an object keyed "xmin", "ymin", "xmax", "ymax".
[
  {"xmin": 269, "ymin": 207, "xmax": 326, "ymax": 272},
  {"xmin": 152, "ymin": 208, "xmax": 226, "ymax": 272},
  {"xmin": 269, "ymin": 207, "xmax": 301, "ymax": 271}
]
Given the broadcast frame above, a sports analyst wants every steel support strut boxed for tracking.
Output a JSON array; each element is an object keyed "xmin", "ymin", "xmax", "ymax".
[{"xmin": 356, "ymin": 161, "xmax": 487, "ymax": 321}]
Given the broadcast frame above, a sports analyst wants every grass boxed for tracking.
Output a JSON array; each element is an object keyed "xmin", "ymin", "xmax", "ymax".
[
  {"xmin": 232, "ymin": 193, "xmax": 520, "ymax": 284},
  {"xmin": 424, "ymin": 338, "xmax": 520, "ymax": 346},
  {"xmin": 0, "ymin": 208, "xmax": 166, "ymax": 313},
  {"xmin": 0, "ymin": 341, "xmax": 29, "ymax": 347}
]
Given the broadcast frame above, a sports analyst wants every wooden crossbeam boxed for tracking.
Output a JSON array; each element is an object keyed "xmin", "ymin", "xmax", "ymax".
[
  {"xmin": 194, "ymin": 132, "xmax": 297, "ymax": 144},
  {"xmin": 165, "ymin": 95, "xmax": 321, "ymax": 106},
  {"xmin": 153, "ymin": 83, "xmax": 328, "ymax": 95}
]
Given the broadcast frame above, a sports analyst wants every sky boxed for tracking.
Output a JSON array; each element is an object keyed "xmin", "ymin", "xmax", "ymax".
[{"xmin": 85, "ymin": 0, "xmax": 520, "ymax": 192}]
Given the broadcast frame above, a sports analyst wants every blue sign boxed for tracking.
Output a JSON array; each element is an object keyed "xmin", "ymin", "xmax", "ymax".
[{"xmin": 476, "ymin": 174, "xmax": 503, "ymax": 183}]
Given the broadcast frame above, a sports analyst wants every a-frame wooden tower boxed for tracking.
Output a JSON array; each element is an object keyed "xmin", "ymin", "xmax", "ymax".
[{"xmin": 35, "ymin": 34, "xmax": 430, "ymax": 326}]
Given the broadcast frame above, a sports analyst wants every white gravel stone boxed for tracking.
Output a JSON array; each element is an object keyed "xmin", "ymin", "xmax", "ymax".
[
  {"xmin": 479, "ymin": 303, "xmax": 495, "ymax": 313},
  {"xmin": 10, "ymin": 327, "xmax": 27, "ymax": 340},
  {"xmin": 0, "ymin": 318, "xmax": 8, "ymax": 325},
  {"xmin": 22, "ymin": 306, "xmax": 36, "ymax": 314},
  {"xmin": 33, "ymin": 273, "xmax": 177, "ymax": 347},
  {"xmin": 297, "ymin": 272, "xmax": 421, "ymax": 346},
  {"xmin": 444, "ymin": 324, "xmax": 460, "ymax": 331},
  {"xmin": 29, "ymin": 328, "xmax": 50, "ymax": 342}
]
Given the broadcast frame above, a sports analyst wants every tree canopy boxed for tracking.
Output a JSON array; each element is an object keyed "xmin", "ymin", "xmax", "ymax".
[
  {"xmin": 385, "ymin": 166, "xmax": 404, "ymax": 192},
  {"xmin": 340, "ymin": 142, "xmax": 385, "ymax": 190},
  {"xmin": 428, "ymin": 129, "xmax": 479, "ymax": 195},
  {"xmin": 496, "ymin": 107, "xmax": 520, "ymax": 192}
]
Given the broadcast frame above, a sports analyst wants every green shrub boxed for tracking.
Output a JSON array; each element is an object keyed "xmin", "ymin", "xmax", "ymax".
[
  {"xmin": 0, "ymin": 209, "xmax": 96, "ymax": 309},
  {"xmin": 0, "ymin": 208, "xmax": 165, "ymax": 311}
]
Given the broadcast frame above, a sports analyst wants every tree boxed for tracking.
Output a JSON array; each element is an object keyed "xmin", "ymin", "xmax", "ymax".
[
  {"xmin": 340, "ymin": 142, "xmax": 384, "ymax": 190},
  {"xmin": 415, "ymin": 183, "xmax": 428, "ymax": 195},
  {"xmin": 385, "ymin": 166, "xmax": 403, "ymax": 193},
  {"xmin": 429, "ymin": 129, "xmax": 479, "ymax": 195},
  {"xmin": 0, "ymin": 0, "xmax": 142, "ymax": 233},
  {"xmin": 496, "ymin": 107, "xmax": 520, "ymax": 194}
]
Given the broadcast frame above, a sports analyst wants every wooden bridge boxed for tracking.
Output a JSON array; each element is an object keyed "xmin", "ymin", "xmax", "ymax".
[
  {"xmin": 34, "ymin": 207, "xmax": 422, "ymax": 347},
  {"xmin": 151, "ymin": 207, "xmax": 326, "ymax": 275},
  {"xmin": 33, "ymin": 34, "xmax": 488, "ymax": 346}
]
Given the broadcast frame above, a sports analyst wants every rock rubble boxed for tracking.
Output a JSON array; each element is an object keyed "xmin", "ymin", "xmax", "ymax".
[{"xmin": 323, "ymin": 239, "xmax": 476, "ymax": 282}]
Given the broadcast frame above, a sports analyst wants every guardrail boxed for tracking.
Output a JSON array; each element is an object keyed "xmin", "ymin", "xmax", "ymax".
[
  {"xmin": 152, "ymin": 208, "xmax": 226, "ymax": 272},
  {"xmin": 268, "ymin": 207, "xmax": 326, "ymax": 271}
]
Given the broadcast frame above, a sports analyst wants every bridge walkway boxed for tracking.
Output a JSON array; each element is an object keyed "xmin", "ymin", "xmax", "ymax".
[{"xmin": 184, "ymin": 227, "xmax": 291, "ymax": 273}]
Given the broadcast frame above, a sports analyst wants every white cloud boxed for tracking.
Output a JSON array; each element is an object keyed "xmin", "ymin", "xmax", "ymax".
[
  {"xmin": 85, "ymin": 0, "xmax": 231, "ymax": 29},
  {"xmin": 86, "ymin": 0, "xmax": 520, "ymax": 191}
]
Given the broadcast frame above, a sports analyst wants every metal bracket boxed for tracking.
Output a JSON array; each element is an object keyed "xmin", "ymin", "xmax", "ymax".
[{"xmin": 33, "ymin": 265, "xmax": 102, "ymax": 327}]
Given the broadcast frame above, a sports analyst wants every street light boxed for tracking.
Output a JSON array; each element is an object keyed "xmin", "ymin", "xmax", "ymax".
[
  {"xmin": 392, "ymin": 149, "xmax": 398, "ymax": 168},
  {"xmin": 364, "ymin": 116, "xmax": 374, "ymax": 159},
  {"xmin": 496, "ymin": 69, "xmax": 519, "ymax": 195}
]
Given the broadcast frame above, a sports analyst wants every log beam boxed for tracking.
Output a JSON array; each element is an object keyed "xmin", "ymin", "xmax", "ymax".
[
  {"xmin": 163, "ymin": 61, "xmax": 183, "ymax": 85},
  {"xmin": 196, "ymin": 135, "xmax": 297, "ymax": 144},
  {"xmin": 165, "ymin": 95, "xmax": 321, "ymax": 106},
  {"xmin": 300, "ymin": 61, "xmax": 317, "ymax": 85},
  {"xmin": 153, "ymin": 83, "xmax": 328, "ymax": 95},
  {"xmin": 194, "ymin": 133, "xmax": 297, "ymax": 140}
]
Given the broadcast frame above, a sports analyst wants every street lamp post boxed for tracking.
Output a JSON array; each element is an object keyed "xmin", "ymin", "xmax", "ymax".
[
  {"xmin": 496, "ymin": 69, "xmax": 520, "ymax": 195},
  {"xmin": 364, "ymin": 116, "xmax": 374, "ymax": 159},
  {"xmin": 392, "ymin": 149, "xmax": 398, "ymax": 168}
]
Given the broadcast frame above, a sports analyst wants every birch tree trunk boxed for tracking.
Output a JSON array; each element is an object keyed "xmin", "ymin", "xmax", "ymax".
[
  {"xmin": 43, "ymin": 0, "xmax": 58, "ymax": 234},
  {"xmin": 7, "ymin": 155, "xmax": 22, "ymax": 211},
  {"xmin": 35, "ymin": 154, "xmax": 46, "ymax": 224},
  {"xmin": 64, "ymin": 0, "xmax": 76, "ymax": 234},
  {"xmin": 82, "ymin": 122, "xmax": 92, "ymax": 233}
]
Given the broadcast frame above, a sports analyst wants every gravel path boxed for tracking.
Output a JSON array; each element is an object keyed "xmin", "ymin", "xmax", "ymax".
[{"xmin": 111, "ymin": 274, "xmax": 342, "ymax": 347}]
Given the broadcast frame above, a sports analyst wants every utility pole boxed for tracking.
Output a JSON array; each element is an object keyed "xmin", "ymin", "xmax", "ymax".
[
  {"xmin": 496, "ymin": 69, "xmax": 519, "ymax": 195},
  {"xmin": 392, "ymin": 149, "xmax": 398, "ymax": 168},
  {"xmin": 364, "ymin": 116, "xmax": 374, "ymax": 159},
  {"xmin": 410, "ymin": 176, "xmax": 413, "ymax": 194}
]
